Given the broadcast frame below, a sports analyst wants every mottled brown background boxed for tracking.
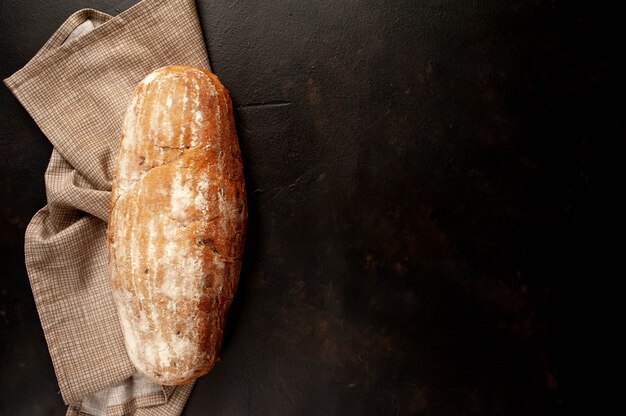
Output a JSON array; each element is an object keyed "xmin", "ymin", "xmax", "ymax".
[{"xmin": 1, "ymin": 0, "xmax": 613, "ymax": 415}]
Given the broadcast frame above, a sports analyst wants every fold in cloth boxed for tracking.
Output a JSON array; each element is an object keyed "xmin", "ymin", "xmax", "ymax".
[{"xmin": 4, "ymin": 0, "xmax": 212, "ymax": 414}]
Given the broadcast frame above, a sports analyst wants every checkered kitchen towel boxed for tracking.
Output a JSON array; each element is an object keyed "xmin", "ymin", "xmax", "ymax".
[{"xmin": 4, "ymin": 0, "xmax": 211, "ymax": 414}]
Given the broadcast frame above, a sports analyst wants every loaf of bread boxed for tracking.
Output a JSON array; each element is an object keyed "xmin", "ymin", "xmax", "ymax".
[{"xmin": 107, "ymin": 66, "xmax": 247, "ymax": 385}]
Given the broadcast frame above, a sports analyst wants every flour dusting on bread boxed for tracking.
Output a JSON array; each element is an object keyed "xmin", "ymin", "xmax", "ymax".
[{"xmin": 108, "ymin": 66, "xmax": 247, "ymax": 385}]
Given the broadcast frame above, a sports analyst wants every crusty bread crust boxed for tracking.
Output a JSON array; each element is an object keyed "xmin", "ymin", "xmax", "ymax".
[{"xmin": 108, "ymin": 66, "xmax": 246, "ymax": 385}]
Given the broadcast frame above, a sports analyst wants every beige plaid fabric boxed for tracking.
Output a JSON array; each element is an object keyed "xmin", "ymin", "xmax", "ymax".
[{"xmin": 4, "ymin": 0, "xmax": 212, "ymax": 414}]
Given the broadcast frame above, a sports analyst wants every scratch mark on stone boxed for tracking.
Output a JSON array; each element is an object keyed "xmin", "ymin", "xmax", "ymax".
[
  {"xmin": 235, "ymin": 101, "xmax": 292, "ymax": 110},
  {"xmin": 260, "ymin": 169, "xmax": 315, "ymax": 210}
]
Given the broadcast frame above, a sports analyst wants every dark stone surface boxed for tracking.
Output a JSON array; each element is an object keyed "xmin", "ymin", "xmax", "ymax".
[{"xmin": 0, "ymin": 0, "xmax": 614, "ymax": 414}]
